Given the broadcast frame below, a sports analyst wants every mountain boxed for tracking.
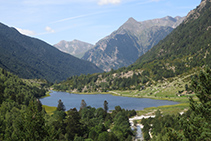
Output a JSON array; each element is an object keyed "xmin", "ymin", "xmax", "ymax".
[
  {"xmin": 133, "ymin": 0, "xmax": 211, "ymax": 80},
  {"xmin": 82, "ymin": 16, "xmax": 185, "ymax": 71},
  {"xmin": 54, "ymin": 40, "xmax": 94, "ymax": 58},
  {"xmin": 55, "ymin": 0, "xmax": 211, "ymax": 93},
  {"xmin": 0, "ymin": 23, "xmax": 103, "ymax": 82}
]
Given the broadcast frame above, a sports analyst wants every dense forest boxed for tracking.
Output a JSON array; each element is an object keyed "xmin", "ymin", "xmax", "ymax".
[
  {"xmin": 0, "ymin": 68, "xmax": 136, "ymax": 140},
  {"xmin": 141, "ymin": 67, "xmax": 211, "ymax": 140},
  {"xmin": 53, "ymin": 69, "xmax": 150, "ymax": 92}
]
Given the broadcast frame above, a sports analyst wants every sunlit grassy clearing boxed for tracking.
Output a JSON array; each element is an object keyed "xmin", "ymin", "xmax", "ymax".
[
  {"xmin": 42, "ymin": 105, "xmax": 57, "ymax": 115},
  {"xmin": 137, "ymin": 103, "xmax": 189, "ymax": 116}
]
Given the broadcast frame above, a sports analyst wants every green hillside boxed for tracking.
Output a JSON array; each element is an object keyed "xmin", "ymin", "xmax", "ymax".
[
  {"xmin": 132, "ymin": 0, "xmax": 211, "ymax": 79},
  {"xmin": 0, "ymin": 68, "xmax": 136, "ymax": 140},
  {"xmin": 0, "ymin": 23, "xmax": 103, "ymax": 82}
]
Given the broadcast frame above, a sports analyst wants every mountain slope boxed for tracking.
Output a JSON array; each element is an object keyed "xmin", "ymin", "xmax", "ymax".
[
  {"xmin": 132, "ymin": 0, "xmax": 211, "ymax": 80},
  {"xmin": 0, "ymin": 23, "xmax": 103, "ymax": 82},
  {"xmin": 82, "ymin": 16, "xmax": 184, "ymax": 71},
  {"xmin": 54, "ymin": 40, "xmax": 94, "ymax": 58}
]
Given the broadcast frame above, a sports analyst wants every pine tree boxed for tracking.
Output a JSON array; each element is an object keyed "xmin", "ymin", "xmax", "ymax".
[
  {"xmin": 65, "ymin": 108, "xmax": 83, "ymax": 140},
  {"xmin": 57, "ymin": 99, "xmax": 66, "ymax": 111},
  {"xmin": 22, "ymin": 100, "xmax": 48, "ymax": 140},
  {"xmin": 181, "ymin": 67, "xmax": 211, "ymax": 140},
  {"xmin": 103, "ymin": 100, "xmax": 108, "ymax": 113}
]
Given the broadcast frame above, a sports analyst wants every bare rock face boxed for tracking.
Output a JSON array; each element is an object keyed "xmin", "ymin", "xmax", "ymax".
[
  {"xmin": 54, "ymin": 40, "xmax": 94, "ymax": 58},
  {"xmin": 82, "ymin": 16, "xmax": 185, "ymax": 71}
]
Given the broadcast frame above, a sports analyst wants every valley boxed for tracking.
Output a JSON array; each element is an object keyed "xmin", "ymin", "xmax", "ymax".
[{"xmin": 0, "ymin": 0, "xmax": 211, "ymax": 140}]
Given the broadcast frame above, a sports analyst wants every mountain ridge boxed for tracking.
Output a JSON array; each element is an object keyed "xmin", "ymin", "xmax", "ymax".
[
  {"xmin": 0, "ymin": 22, "xmax": 103, "ymax": 82},
  {"xmin": 82, "ymin": 16, "xmax": 184, "ymax": 71},
  {"xmin": 54, "ymin": 39, "xmax": 94, "ymax": 58}
]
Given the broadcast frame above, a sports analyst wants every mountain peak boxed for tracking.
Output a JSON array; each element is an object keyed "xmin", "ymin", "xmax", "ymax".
[
  {"xmin": 72, "ymin": 39, "xmax": 80, "ymax": 42},
  {"xmin": 126, "ymin": 17, "xmax": 137, "ymax": 23},
  {"xmin": 119, "ymin": 17, "xmax": 140, "ymax": 33},
  {"xmin": 54, "ymin": 39, "xmax": 94, "ymax": 58},
  {"xmin": 82, "ymin": 15, "xmax": 184, "ymax": 71},
  {"xmin": 164, "ymin": 16, "xmax": 176, "ymax": 22}
]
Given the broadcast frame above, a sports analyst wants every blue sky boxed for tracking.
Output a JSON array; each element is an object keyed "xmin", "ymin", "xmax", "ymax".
[{"xmin": 0, "ymin": 0, "xmax": 201, "ymax": 45}]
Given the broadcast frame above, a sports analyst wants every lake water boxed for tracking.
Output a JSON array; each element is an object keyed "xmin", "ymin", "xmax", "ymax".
[{"xmin": 40, "ymin": 91, "xmax": 178, "ymax": 111}]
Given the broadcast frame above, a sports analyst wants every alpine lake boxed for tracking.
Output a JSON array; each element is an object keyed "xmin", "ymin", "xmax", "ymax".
[{"xmin": 40, "ymin": 91, "xmax": 179, "ymax": 111}]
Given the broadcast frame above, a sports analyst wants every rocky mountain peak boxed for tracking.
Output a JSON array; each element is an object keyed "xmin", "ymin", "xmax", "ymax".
[
  {"xmin": 54, "ymin": 39, "xmax": 94, "ymax": 58},
  {"xmin": 184, "ymin": 0, "xmax": 210, "ymax": 23},
  {"xmin": 126, "ymin": 17, "xmax": 138, "ymax": 24},
  {"xmin": 82, "ymin": 16, "xmax": 184, "ymax": 71},
  {"xmin": 118, "ymin": 17, "xmax": 140, "ymax": 33},
  {"xmin": 164, "ymin": 16, "xmax": 177, "ymax": 22}
]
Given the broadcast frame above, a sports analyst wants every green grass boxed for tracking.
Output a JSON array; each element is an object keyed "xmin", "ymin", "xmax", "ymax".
[
  {"xmin": 109, "ymin": 89, "xmax": 191, "ymax": 102},
  {"xmin": 107, "ymin": 72, "xmax": 198, "ymax": 103},
  {"xmin": 137, "ymin": 103, "xmax": 189, "ymax": 116},
  {"xmin": 42, "ymin": 105, "xmax": 57, "ymax": 115},
  {"xmin": 108, "ymin": 74, "xmax": 196, "ymax": 116}
]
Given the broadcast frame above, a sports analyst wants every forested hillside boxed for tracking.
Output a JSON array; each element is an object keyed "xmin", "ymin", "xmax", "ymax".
[
  {"xmin": 0, "ymin": 23, "xmax": 102, "ymax": 82},
  {"xmin": 0, "ymin": 68, "xmax": 136, "ymax": 140},
  {"xmin": 0, "ymin": 67, "xmax": 47, "ymax": 140},
  {"xmin": 140, "ymin": 67, "xmax": 211, "ymax": 140}
]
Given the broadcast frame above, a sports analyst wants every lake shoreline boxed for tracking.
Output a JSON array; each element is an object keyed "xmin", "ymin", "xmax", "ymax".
[
  {"xmin": 53, "ymin": 89, "xmax": 189, "ymax": 103},
  {"xmin": 41, "ymin": 90, "xmax": 188, "ymax": 116}
]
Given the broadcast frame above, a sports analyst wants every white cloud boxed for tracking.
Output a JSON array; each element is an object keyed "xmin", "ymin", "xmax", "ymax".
[
  {"xmin": 98, "ymin": 0, "xmax": 121, "ymax": 5},
  {"xmin": 16, "ymin": 27, "xmax": 36, "ymax": 36},
  {"xmin": 45, "ymin": 26, "xmax": 55, "ymax": 33}
]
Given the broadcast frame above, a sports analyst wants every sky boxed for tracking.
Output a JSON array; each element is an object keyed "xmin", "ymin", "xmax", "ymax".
[{"xmin": 0, "ymin": 0, "xmax": 201, "ymax": 45}]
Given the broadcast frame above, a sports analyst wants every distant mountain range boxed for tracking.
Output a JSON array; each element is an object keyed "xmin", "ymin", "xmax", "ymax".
[
  {"xmin": 54, "ymin": 40, "xmax": 94, "ymax": 58},
  {"xmin": 0, "ymin": 23, "xmax": 103, "ymax": 82},
  {"xmin": 82, "ymin": 16, "xmax": 185, "ymax": 71}
]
